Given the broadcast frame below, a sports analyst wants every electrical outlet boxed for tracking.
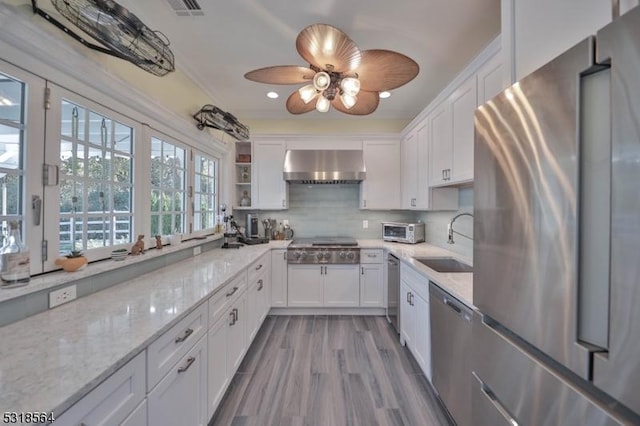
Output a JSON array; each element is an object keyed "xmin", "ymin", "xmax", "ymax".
[
  {"xmin": 282, "ymin": 219, "xmax": 289, "ymax": 226},
  {"xmin": 49, "ymin": 285, "xmax": 77, "ymax": 308},
  {"xmin": 193, "ymin": 246, "xmax": 202, "ymax": 256},
  {"xmin": 363, "ymin": 220, "xmax": 369, "ymax": 229}
]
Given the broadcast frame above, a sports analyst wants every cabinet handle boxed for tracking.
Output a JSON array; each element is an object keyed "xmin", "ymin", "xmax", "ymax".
[
  {"xmin": 324, "ymin": 266, "xmax": 328, "ymax": 275},
  {"xmin": 226, "ymin": 286, "xmax": 239, "ymax": 297},
  {"xmin": 444, "ymin": 297, "xmax": 461, "ymax": 314},
  {"xmin": 232, "ymin": 308, "xmax": 238, "ymax": 323},
  {"xmin": 257, "ymin": 279, "xmax": 263, "ymax": 291},
  {"xmin": 283, "ymin": 251, "xmax": 287, "ymax": 260},
  {"xmin": 407, "ymin": 292, "xmax": 411, "ymax": 304},
  {"xmin": 367, "ymin": 254, "xmax": 376, "ymax": 258},
  {"xmin": 174, "ymin": 328, "xmax": 194, "ymax": 343},
  {"xmin": 255, "ymin": 264, "xmax": 263, "ymax": 271},
  {"xmin": 229, "ymin": 311, "xmax": 235, "ymax": 326},
  {"xmin": 320, "ymin": 266, "xmax": 323, "ymax": 275},
  {"xmin": 361, "ymin": 267, "xmax": 364, "ymax": 275},
  {"xmin": 363, "ymin": 199, "xmax": 367, "ymax": 208},
  {"xmin": 177, "ymin": 356, "xmax": 196, "ymax": 373}
]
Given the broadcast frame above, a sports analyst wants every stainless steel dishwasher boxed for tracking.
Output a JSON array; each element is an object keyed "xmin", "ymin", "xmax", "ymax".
[
  {"xmin": 386, "ymin": 253, "xmax": 400, "ymax": 334},
  {"xmin": 430, "ymin": 282, "xmax": 473, "ymax": 426}
]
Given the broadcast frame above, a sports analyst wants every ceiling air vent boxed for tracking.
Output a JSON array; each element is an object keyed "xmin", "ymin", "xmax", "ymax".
[{"xmin": 167, "ymin": 0, "xmax": 204, "ymax": 16}]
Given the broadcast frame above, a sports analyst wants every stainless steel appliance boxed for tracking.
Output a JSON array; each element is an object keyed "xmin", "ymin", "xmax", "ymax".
[
  {"xmin": 245, "ymin": 213, "xmax": 259, "ymax": 238},
  {"xmin": 287, "ymin": 237, "xmax": 360, "ymax": 264},
  {"xmin": 430, "ymin": 282, "xmax": 472, "ymax": 426},
  {"xmin": 283, "ymin": 150, "xmax": 366, "ymax": 184},
  {"xmin": 386, "ymin": 253, "xmax": 400, "ymax": 333},
  {"xmin": 473, "ymin": 7, "xmax": 640, "ymax": 424},
  {"xmin": 382, "ymin": 222, "xmax": 425, "ymax": 244}
]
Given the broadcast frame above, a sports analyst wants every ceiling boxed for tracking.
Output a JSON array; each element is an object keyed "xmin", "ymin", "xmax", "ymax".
[{"xmin": 116, "ymin": 0, "xmax": 501, "ymax": 123}]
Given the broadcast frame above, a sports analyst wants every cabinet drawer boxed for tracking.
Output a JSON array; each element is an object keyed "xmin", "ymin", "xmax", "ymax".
[
  {"xmin": 360, "ymin": 249, "xmax": 383, "ymax": 264},
  {"xmin": 400, "ymin": 262, "xmax": 429, "ymax": 301},
  {"xmin": 209, "ymin": 270, "xmax": 247, "ymax": 324},
  {"xmin": 248, "ymin": 251, "xmax": 270, "ymax": 284},
  {"xmin": 147, "ymin": 302, "xmax": 207, "ymax": 391},
  {"xmin": 53, "ymin": 351, "xmax": 145, "ymax": 426}
]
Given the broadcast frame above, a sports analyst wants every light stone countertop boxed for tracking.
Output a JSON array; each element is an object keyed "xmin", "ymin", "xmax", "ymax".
[
  {"xmin": 0, "ymin": 240, "xmax": 288, "ymax": 421},
  {"xmin": 0, "ymin": 238, "xmax": 470, "ymax": 422},
  {"xmin": 357, "ymin": 239, "xmax": 474, "ymax": 308}
]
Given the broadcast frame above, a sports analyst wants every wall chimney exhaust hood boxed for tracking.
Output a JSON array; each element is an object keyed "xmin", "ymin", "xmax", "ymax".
[{"xmin": 283, "ymin": 149, "xmax": 366, "ymax": 184}]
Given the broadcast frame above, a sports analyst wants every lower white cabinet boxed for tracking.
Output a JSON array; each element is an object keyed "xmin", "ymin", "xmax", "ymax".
[
  {"xmin": 121, "ymin": 399, "xmax": 147, "ymax": 426},
  {"xmin": 148, "ymin": 335, "xmax": 208, "ymax": 426},
  {"xmin": 288, "ymin": 264, "xmax": 360, "ymax": 307},
  {"xmin": 207, "ymin": 284, "xmax": 248, "ymax": 419},
  {"xmin": 53, "ymin": 351, "xmax": 146, "ymax": 426},
  {"xmin": 247, "ymin": 255, "xmax": 271, "ymax": 342},
  {"xmin": 360, "ymin": 263, "xmax": 384, "ymax": 307},
  {"xmin": 400, "ymin": 264, "xmax": 432, "ymax": 380},
  {"xmin": 271, "ymin": 249, "xmax": 288, "ymax": 307}
]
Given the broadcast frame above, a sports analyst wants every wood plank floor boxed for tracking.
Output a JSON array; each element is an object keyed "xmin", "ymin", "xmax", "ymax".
[{"xmin": 210, "ymin": 315, "xmax": 453, "ymax": 426}]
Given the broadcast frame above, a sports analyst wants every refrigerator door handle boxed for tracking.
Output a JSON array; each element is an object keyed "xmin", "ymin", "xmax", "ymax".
[{"xmin": 473, "ymin": 372, "xmax": 520, "ymax": 426}]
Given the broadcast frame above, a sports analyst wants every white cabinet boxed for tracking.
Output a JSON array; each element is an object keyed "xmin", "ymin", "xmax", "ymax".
[
  {"xmin": 323, "ymin": 265, "xmax": 360, "ymax": 307},
  {"xmin": 121, "ymin": 399, "xmax": 147, "ymax": 426},
  {"xmin": 287, "ymin": 264, "xmax": 360, "ymax": 307},
  {"xmin": 253, "ymin": 139, "xmax": 288, "ymax": 209},
  {"xmin": 206, "ymin": 277, "xmax": 247, "ymax": 419},
  {"xmin": 360, "ymin": 139, "xmax": 401, "ymax": 209},
  {"xmin": 360, "ymin": 249, "xmax": 384, "ymax": 308},
  {"xmin": 288, "ymin": 264, "xmax": 323, "ymax": 307},
  {"xmin": 271, "ymin": 249, "xmax": 288, "ymax": 307},
  {"xmin": 430, "ymin": 76, "xmax": 477, "ymax": 186},
  {"xmin": 400, "ymin": 263, "xmax": 432, "ymax": 379},
  {"xmin": 247, "ymin": 253, "xmax": 271, "ymax": 342},
  {"xmin": 53, "ymin": 351, "xmax": 146, "ymax": 426},
  {"xmin": 148, "ymin": 335, "xmax": 208, "ymax": 426},
  {"xmin": 477, "ymin": 52, "xmax": 504, "ymax": 105},
  {"xmin": 402, "ymin": 121, "xmax": 458, "ymax": 210}
]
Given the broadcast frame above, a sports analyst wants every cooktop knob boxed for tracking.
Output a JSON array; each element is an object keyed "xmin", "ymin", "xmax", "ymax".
[
  {"xmin": 316, "ymin": 252, "xmax": 324, "ymax": 260},
  {"xmin": 339, "ymin": 251, "xmax": 347, "ymax": 259},
  {"xmin": 347, "ymin": 252, "xmax": 355, "ymax": 260}
]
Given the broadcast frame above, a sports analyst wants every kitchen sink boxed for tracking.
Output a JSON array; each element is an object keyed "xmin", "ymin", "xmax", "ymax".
[{"xmin": 414, "ymin": 257, "xmax": 473, "ymax": 273}]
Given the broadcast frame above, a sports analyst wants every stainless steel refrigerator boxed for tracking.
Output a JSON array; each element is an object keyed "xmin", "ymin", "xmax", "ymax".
[{"xmin": 473, "ymin": 6, "xmax": 640, "ymax": 425}]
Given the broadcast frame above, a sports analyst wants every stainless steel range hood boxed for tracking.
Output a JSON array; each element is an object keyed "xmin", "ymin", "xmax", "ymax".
[{"xmin": 283, "ymin": 149, "xmax": 366, "ymax": 184}]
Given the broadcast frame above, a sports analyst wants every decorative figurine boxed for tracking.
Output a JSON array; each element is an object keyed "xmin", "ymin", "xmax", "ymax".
[
  {"xmin": 155, "ymin": 235, "xmax": 162, "ymax": 250},
  {"xmin": 131, "ymin": 235, "xmax": 145, "ymax": 255}
]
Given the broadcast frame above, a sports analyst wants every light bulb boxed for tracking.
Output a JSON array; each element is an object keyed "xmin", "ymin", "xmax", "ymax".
[
  {"xmin": 379, "ymin": 91, "xmax": 391, "ymax": 99},
  {"xmin": 316, "ymin": 96, "xmax": 330, "ymax": 113},
  {"xmin": 340, "ymin": 77, "xmax": 360, "ymax": 96},
  {"xmin": 313, "ymin": 71, "xmax": 331, "ymax": 91},
  {"xmin": 340, "ymin": 93, "xmax": 357, "ymax": 109},
  {"xmin": 298, "ymin": 85, "xmax": 318, "ymax": 104}
]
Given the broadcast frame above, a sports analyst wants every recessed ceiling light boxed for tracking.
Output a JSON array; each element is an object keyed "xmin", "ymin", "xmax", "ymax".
[
  {"xmin": 267, "ymin": 91, "xmax": 279, "ymax": 99},
  {"xmin": 379, "ymin": 91, "xmax": 391, "ymax": 99}
]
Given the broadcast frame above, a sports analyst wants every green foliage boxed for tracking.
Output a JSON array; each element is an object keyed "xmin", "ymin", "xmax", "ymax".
[{"xmin": 66, "ymin": 250, "xmax": 84, "ymax": 258}]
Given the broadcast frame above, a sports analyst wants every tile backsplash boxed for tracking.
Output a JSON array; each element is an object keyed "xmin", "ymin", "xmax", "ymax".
[
  {"xmin": 240, "ymin": 183, "xmax": 417, "ymax": 239},
  {"xmin": 417, "ymin": 187, "xmax": 474, "ymax": 260}
]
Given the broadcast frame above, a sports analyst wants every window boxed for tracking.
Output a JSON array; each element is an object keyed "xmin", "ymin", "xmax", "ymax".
[
  {"xmin": 0, "ymin": 72, "xmax": 25, "ymax": 240},
  {"xmin": 193, "ymin": 153, "xmax": 218, "ymax": 232},
  {"xmin": 150, "ymin": 136, "xmax": 186, "ymax": 237},
  {"xmin": 58, "ymin": 100, "xmax": 134, "ymax": 253}
]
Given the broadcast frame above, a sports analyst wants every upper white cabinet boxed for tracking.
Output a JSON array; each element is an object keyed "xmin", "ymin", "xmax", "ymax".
[
  {"xmin": 477, "ymin": 52, "xmax": 504, "ymax": 105},
  {"xmin": 360, "ymin": 139, "xmax": 401, "ymax": 210},
  {"xmin": 252, "ymin": 139, "xmax": 288, "ymax": 210},
  {"xmin": 430, "ymin": 76, "xmax": 477, "ymax": 186},
  {"xmin": 402, "ymin": 121, "xmax": 458, "ymax": 211}
]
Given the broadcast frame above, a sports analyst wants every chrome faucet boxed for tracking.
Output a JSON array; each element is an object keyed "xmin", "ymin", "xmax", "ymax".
[{"xmin": 447, "ymin": 212, "xmax": 474, "ymax": 244}]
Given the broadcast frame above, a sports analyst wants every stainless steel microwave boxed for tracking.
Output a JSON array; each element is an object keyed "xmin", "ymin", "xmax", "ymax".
[{"xmin": 382, "ymin": 222, "xmax": 425, "ymax": 244}]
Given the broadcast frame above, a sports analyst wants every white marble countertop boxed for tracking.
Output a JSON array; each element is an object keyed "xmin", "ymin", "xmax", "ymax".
[
  {"xmin": 357, "ymin": 240, "xmax": 474, "ymax": 308},
  {"xmin": 0, "ymin": 240, "xmax": 288, "ymax": 421},
  {"xmin": 0, "ymin": 238, "xmax": 470, "ymax": 422}
]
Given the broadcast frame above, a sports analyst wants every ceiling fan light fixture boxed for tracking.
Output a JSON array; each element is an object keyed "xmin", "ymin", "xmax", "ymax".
[
  {"xmin": 379, "ymin": 91, "xmax": 391, "ymax": 99},
  {"xmin": 298, "ymin": 84, "xmax": 318, "ymax": 104},
  {"xmin": 340, "ymin": 92, "xmax": 357, "ymax": 109},
  {"xmin": 340, "ymin": 77, "xmax": 360, "ymax": 96},
  {"xmin": 313, "ymin": 71, "xmax": 331, "ymax": 91},
  {"xmin": 316, "ymin": 95, "xmax": 331, "ymax": 113}
]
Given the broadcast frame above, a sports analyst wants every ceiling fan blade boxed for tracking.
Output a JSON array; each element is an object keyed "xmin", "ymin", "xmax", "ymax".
[
  {"xmin": 286, "ymin": 90, "xmax": 317, "ymax": 114},
  {"xmin": 296, "ymin": 24, "xmax": 361, "ymax": 73},
  {"xmin": 332, "ymin": 90, "xmax": 380, "ymax": 115},
  {"xmin": 355, "ymin": 50, "xmax": 420, "ymax": 92},
  {"xmin": 245, "ymin": 66, "xmax": 316, "ymax": 84}
]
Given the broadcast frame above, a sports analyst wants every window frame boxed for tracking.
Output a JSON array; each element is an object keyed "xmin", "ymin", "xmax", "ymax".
[
  {"xmin": 43, "ymin": 83, "xmax": 143, "ymax": 269},
  {"xmin": 190, "ymin": 150, "xmax": 219, "ymax": 239}
]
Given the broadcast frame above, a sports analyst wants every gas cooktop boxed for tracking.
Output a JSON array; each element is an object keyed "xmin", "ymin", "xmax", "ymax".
[
  {"xmin": 288, "ymin": 237, "xmax": 358, "ymax": 247},
  {"xmin": 287, "ymin": 237, "xmax": 359, "ymax": 264}
]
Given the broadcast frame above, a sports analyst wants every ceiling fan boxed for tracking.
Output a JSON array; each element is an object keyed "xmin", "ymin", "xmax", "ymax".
[{"xmin": 244, "ymin": 24, "xmax": 419, "ymax": 115}]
